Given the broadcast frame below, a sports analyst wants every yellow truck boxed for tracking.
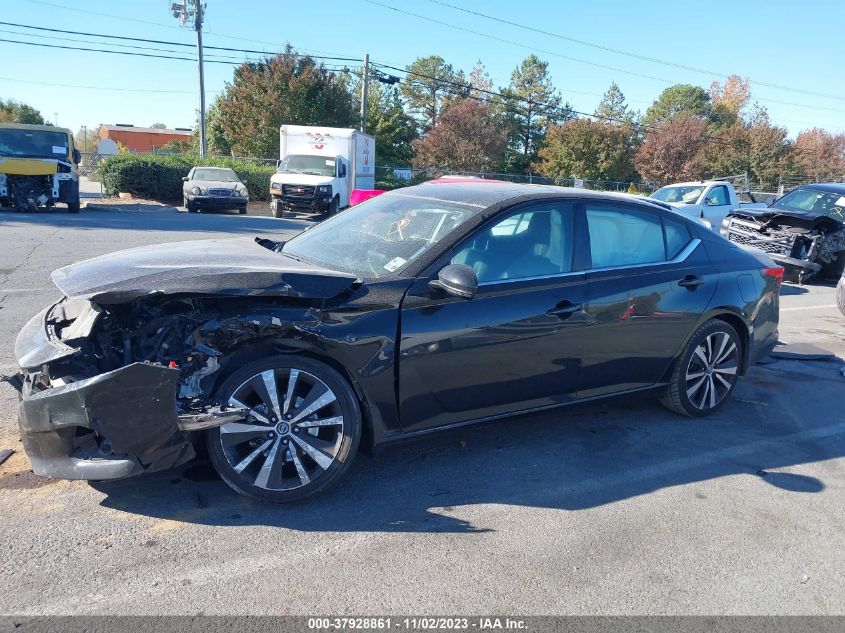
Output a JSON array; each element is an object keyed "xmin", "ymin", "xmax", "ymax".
[{"xmin": 0, "ymin": 122, "xmax": 81, "ymax": 212}]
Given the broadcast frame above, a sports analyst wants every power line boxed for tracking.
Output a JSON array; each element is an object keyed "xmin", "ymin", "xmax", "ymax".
[
  {"xmin": 0, "ymin": 21, "xmax": 362, "ymax": 62},
  {"xmin": 18, "ymin": 1, "xmax": 361, "ymax": 60},
  {"xmin": 367, "ymin": 0, "xmax": 845, "ymax": 107},
  {"xmin": 0, "ymin": 28, "xmax": 248, "ymax": 61},
  {"xmin": 0, "ymin": 75, "xmax": 222, "ymax": 94},
  {"xmin": 0, "ymin": 37, "xmax": 239, "ymax": 63},
  {"xmin": 425, "ymin": 0, "xmax": 845, "ymax": 102}
]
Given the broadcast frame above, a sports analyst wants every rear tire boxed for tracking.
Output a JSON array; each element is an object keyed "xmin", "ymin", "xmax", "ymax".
[
  {"xmin": 836, "ymin": 276, "xmax": 845, "ymax": 317},
  {"xmin": 659, "ymin": 319, "xmax": 742, "ymax": 417},
  {"xmin": 207, "ymin": 355, "xmax": 361, "ymax": 503}
]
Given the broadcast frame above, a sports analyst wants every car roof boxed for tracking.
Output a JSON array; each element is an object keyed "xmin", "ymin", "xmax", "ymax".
[
  {"xmin": 794, "ymin": 182, "xmax": 845, "ymax": 195},
  {"xmin": 392, "ymin": 180, "xmax": 673, "ymax": 212},
  {"xmin": 193, "ymin": 166, "xmax": 234, "ymax": 171}
]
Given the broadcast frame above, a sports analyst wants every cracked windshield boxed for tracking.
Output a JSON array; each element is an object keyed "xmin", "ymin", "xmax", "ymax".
[{"xmin": 282, "ymin": 192, "xmax": 479, "ymax": 278}]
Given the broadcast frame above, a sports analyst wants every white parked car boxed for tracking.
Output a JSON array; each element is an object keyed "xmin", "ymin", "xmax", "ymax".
[{"xmin": 650, "ymin": 180, "xmax": 766, "ymax": 229}]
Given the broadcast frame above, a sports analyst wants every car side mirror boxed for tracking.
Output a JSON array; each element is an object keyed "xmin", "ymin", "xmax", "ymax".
[
  {"xmin": 72, "ymin": 149, "xmax": 81, "ymax": 164},
  {"xmin": 429, "ymin": 264, "xmax": 477, "ymax": 299},
  {"xmin": 339, "ymin": 164, "xmax": 347, "ymax": 178},
  {"xmin": 182, "ymin": 176, "xmax": 189, "ymax": 182}
]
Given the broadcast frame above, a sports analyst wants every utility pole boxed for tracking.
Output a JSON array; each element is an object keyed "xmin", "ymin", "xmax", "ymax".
[
  {"xmin": 360, "ymin": 53, "xmax": 369, "ymax": 133},
  {"xmin": 171, "ymin": 1, "xmax": 207, "ymax": 156}
]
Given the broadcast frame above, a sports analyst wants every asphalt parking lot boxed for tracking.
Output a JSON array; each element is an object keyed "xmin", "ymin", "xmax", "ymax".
[{"xmin": 0, "ymin": 207, "xmax": 843, "ymax": 615}]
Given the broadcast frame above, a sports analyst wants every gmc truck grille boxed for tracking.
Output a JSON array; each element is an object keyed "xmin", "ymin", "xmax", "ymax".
[
  {"xmin": 282, "ymin": 185, "xmax": 315, "ymax": 197},
  {"xmin": 725, "ymin": 218, "xmax": 797, "ymax": 257}
]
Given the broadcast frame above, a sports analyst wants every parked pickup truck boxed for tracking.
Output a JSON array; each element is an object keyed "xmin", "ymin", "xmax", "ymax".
[{"xmin": 650, "ymin": 180, "xmax": 766, "ymax": 229}]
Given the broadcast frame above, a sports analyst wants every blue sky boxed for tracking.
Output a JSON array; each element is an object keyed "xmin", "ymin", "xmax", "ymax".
[{"xmin": 3, "ymin": 0, "xmax": 844, "ymax": 138}]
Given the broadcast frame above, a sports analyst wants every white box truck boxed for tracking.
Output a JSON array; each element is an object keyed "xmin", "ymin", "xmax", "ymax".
[{"xmin": 269, "ymin": 125, "xmax": 376, "ymax": 218}]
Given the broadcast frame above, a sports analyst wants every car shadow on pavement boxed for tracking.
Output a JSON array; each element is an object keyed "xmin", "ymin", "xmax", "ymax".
[
  {"xmin": 0, "ymin": 210, "xmax": 310, "ymax": 235},
  {"xmin": 90, "ymin": 358, "xmax": 844, "ymax": 534}
]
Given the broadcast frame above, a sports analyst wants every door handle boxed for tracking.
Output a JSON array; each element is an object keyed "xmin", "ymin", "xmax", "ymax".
[
  {"xmin": 678, "ymin": 275, "xmax": 705, "ymax": 289},
  {"xmin": 547, "ymin": 300, "xmax": 583, "ymax": 319}
]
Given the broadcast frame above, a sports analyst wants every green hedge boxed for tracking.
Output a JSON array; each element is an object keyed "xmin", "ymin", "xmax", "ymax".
[{"xmin": 99, "ymin": 154, "xmax": 276, "ymax": 202}]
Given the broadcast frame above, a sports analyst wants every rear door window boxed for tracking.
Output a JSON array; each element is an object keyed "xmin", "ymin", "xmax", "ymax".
[{"xmin": 585, "ymin": 205, "xmax": 692, "ymax": 268}]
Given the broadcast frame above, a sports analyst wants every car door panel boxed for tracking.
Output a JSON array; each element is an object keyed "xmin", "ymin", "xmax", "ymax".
[
  {"xmin": 398, "ymin": 274, "xmax": 591, "ymax": 433},
  {"xmin": 577, "ymin": 204, "xmax": 718, "ymax": 398},
  {"xmin": 396, "ymin": 200, "xmax": 588, "ymax": 433}
]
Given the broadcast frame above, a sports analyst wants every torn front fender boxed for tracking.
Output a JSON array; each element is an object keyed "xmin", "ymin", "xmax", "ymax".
[{"xmin": 19, "ymin": 362, "xmax": 195, "ymax": 480}]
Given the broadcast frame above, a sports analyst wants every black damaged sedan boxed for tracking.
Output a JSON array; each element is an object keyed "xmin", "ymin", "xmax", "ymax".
[{"xmin": 10, "ymin": 181, "xmax": 782, "ymax": 502}]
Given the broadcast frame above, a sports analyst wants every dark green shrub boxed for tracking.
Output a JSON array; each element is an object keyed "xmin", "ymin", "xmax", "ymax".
[{"xmin": 100, "ymin": 154, "xmax": 275, "ymax": 201}]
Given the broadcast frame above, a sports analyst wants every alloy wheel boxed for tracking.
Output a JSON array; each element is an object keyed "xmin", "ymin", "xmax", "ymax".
[
  {"xmin": 685, "ymin": 331, "xmax": 739, "ymax": 411},
  {"xmin": 219, "ymin": 368, "xmax": 345, "ymax": 491}
]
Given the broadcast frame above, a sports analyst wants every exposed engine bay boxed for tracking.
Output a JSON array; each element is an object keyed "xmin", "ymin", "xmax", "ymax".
[
  {"xmin": 6, "ymin": 174, "xmax": 53, "ymax": 212},
  {"xmin": 723, "ymin": 211, "xmax": 845, "ymax": 282},
  {"xmin": 12, "ymin": 292, "xmax": 331, "ymax": 480}
]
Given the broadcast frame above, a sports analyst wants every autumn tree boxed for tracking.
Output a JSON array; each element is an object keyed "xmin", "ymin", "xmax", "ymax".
[
  {"xmin": 400, "ymin": 55, "xmax": 465, "ymax": 131},
  {"xmin": 537, "ymin": 118, "xmax": 635, "ymax": 182},
  {"xmin": 500, "ymin": 55, "xmax": 567, "ymax": 172},
  {"xmin": 635, "ymin": 113, "xmax": 709, "ymax": 184},
  {"xmin": 0, "ymin": 99, "xmax": 44, "ymax": 124},
  {"xmin": 709, "ymin": 75, "xmax": 751, "ymax": 127},
  {"xmin": 214, "ymin": 48, "xmax": 356, "ymax": 157},
  {"xmin": 701, "ymin": 123, "xmax": 750, "ymax": 178},
  {"xmin": 468, "ymin": 60, "xmax": 493, "ymax": 98},
  {"xmin": 411, "ymin": 99, "xmax": 507, "ymax": 171},
  {"xmin": 791, "ymin": 128, "xmax": 845, "ymax": 181},
  {"xmin": 643, "ymin": 84, "xmax": 712, "ymax": 126},
  {"xmin": 744, "ymin": 107, "xmax": 792, "ymax": 189}
]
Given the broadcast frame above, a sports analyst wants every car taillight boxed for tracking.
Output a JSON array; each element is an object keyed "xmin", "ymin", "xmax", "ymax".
[{"xmin": 763, "ymin": 267, "xmax": 784, "ymax": 286}]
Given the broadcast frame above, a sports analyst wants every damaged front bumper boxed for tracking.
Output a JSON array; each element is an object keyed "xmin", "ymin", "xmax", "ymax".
[{"xmin": 18, "ymin": 362, "xmax": 196, "ymax": 480}]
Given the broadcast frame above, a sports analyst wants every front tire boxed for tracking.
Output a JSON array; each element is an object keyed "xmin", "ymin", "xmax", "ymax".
[
  {"xmin": 327, "ymin": 196, "xmax": 339, "ymax": 216},
  {"xmin": 659, "ymin": 319, "xmax": 742, "ymax": 417},
  {"xmin": 207, "ymin": 355, "xmax": 361, "ymax": 503},
  {"xmin": 836, "ymin": 276, "xmax": 845, "ymax": 317},
  {"xmin": 271, "ymin": 199, "xmax": 285, "ymax": 218},
  {"xmin": 66, "ymin": 198, "xmax": 80, "ymax": 213}
]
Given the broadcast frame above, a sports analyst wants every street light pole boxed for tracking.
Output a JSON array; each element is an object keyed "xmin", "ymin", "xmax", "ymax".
[
  {"xmin": 195, "ymin": 2, "xmax": 207, "ymax": 157},
  {"xmin": 171, "ymin": 1, "xmax": 206, "ymax": 157},
  {"xmin": 360, "ymin": 53, "xmax": 369, "ymax": 134}
]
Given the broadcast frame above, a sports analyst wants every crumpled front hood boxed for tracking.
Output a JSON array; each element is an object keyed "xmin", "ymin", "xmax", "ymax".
[
  {"xmin": 735, "ymin": 206, "xmax": 843, "ymax": 225},
  {"xmin": 51, "ymin": 237, "xmax": 359, "ymax": 304}
]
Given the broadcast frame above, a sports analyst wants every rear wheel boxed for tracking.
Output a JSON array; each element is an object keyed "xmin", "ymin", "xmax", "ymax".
[
  {"xmin": 659, "ymin": 319, "xmax": 742, "ymax": 417},
  {"xmin": 207, "ymin": 356, "xmax": 361, "ymax": 503}
]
